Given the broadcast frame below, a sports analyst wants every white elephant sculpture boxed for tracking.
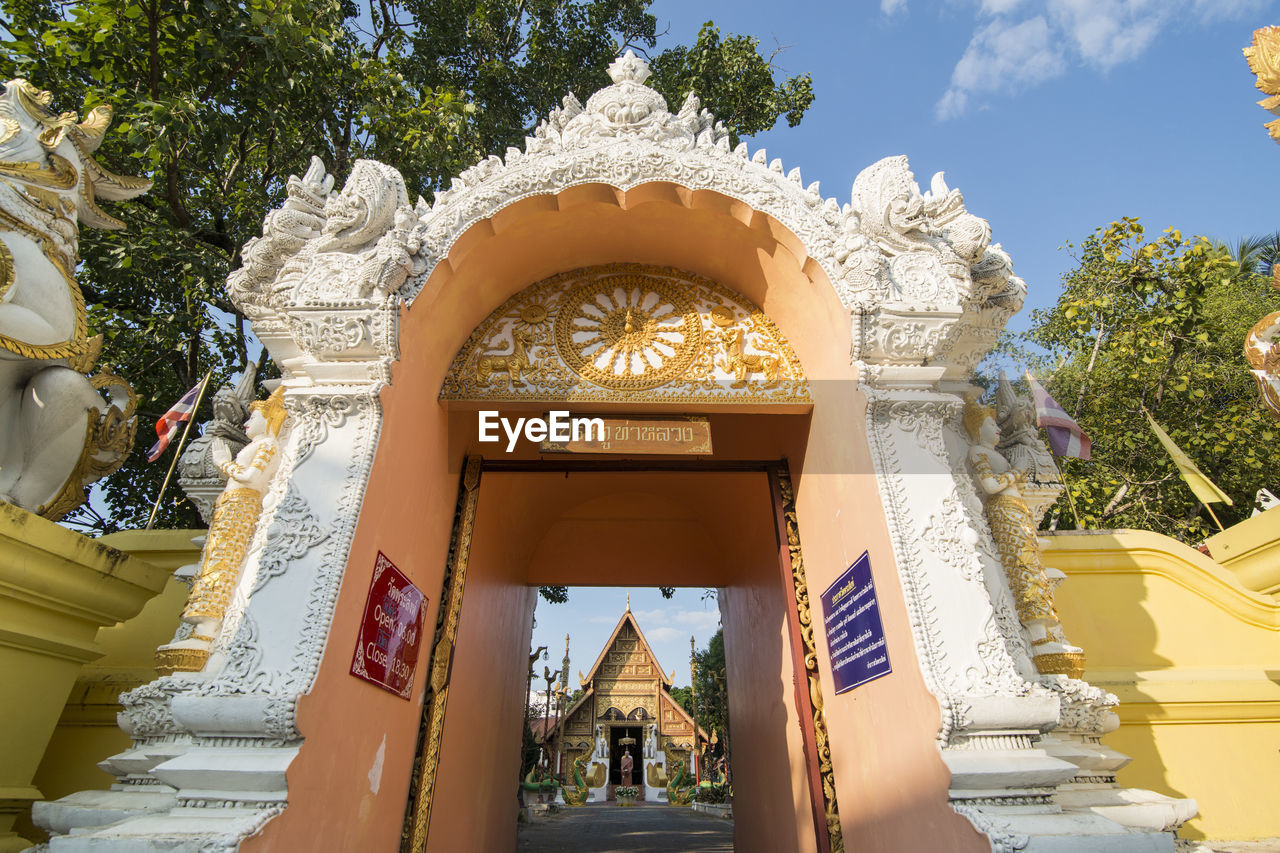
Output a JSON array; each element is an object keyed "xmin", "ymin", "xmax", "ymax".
[{"xmin": 0, "ymin": 79, "xmax": 150, "ymax": 519}]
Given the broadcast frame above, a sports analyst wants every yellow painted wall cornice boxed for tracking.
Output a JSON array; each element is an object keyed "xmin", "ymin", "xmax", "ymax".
[
  {"xmin": 1043, "ymin": 530, "xmax": 1280, "ymax": 630},
  {"xmin": 99, "ymin": 529, "xmax": 205, "ymax": 574},
  {"xmin": 1085, "ymin": 668, "xmax": 1280, "ymax": 724},
  {"xmin": 0, "ymin": 505, "xmax": 174, "ymax": 661}
]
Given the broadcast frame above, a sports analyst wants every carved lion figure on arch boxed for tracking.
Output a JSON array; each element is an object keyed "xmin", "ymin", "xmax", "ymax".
[{"xmin": 0, "ymin": 79, "xmax": 150, "ymax": 518}]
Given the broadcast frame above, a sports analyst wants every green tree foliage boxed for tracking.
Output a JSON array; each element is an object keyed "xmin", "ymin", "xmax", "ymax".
[
  {"xmin": 647, "ymin": 22, "xmax": 813, "ymax": 146},
  {"xmin": 667, "ymin": 683, "xmax": 692, "ymax": 715},
  {"xmin": 539, "ymin": 583, "xmax": 674, "ymax": 604},
  {"xmin": 1218, "ymin": 231, "xmax": 1280, "ymax": 278},
  {"xmin": 0, "ymin": 0, "xmax": 814, "ymax": 533},
  {"xmin": 1016, "ymin": 218, "xmax": 1280, "ymax": 540},
  {"xmin": 691, "ymin": 626, "xmax": 727, "ymax": 760}
]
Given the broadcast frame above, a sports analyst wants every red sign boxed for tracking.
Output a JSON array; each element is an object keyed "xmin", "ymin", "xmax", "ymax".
[{"xmin": 350, "ymin": 552, "xmax": 426, "ymax": 699}]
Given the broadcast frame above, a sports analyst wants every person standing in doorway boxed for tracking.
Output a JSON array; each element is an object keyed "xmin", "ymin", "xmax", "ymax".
[{"xmin": 620, "ymin": 748, "xmax": 634, "ymax": 786}]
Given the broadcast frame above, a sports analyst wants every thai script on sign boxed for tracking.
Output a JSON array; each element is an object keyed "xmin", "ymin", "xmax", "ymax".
[
  {"xmin": 820, "ymin": 552, "xmax": 892, "ymax": 694},
  {"xmin": 541, "ymin": 416, "xmax": 712, "ymax": 455},
  {"xmin": 350, "ymin": 552, "xmax": 427, "ymax": 699},
  {"xmin": 602, "ymin": 422, "xmax": 697, "ymax": 443}
]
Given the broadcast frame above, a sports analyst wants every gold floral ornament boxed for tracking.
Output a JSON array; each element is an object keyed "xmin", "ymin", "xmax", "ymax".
[
  {"xmin": 155, "ymin": 389, "xmax": 288, "ymax": 676},
  {"xmin": 440, "ymin": 263, "xmax": 809, "ymax": 406},
  {"xmin": 1245, "ymin": 27, "xmax": 1280, "ymax": 143},
  {"xmin": 965, "ymin": 396, "xmax": 1085, "ymax": 679}
]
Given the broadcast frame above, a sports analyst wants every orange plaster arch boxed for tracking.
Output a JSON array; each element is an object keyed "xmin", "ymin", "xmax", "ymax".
[{"xmin": 243, "ymin": 183, "xmax": 988, "ymax": 853}]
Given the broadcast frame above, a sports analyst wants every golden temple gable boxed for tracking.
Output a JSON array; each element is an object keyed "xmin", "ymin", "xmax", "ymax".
[{"xmin": 549, "ymin": 604, "xmax": 704, "ymax": 789}]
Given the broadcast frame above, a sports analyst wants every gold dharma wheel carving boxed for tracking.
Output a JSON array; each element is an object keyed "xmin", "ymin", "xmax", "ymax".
[{"xmin": 554, "ymin": 272, "xmax": 703, "ymax": 390}]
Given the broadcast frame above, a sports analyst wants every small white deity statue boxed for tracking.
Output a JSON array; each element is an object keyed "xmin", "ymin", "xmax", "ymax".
[
  {"xmin": 965, "ymin": 396, "xmax": 1084, "ymax": 678},
  {"xmin": 156, "ymin": 389, "xmax": 287, "ymax": 674},
  {"xmin": 0, "ymin": 79, "xmax": 149, "ymax": 518}
]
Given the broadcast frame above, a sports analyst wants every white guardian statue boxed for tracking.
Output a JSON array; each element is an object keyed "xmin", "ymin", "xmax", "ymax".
[{"xmin": 0, "ymin": 79, "xmax": 150, "ymax": 519}]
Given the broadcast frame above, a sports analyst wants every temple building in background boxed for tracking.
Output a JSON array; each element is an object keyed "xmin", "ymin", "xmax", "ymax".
[{"xmin": 536, "ymin": 605, "xmax": 705, "ymax": 802}]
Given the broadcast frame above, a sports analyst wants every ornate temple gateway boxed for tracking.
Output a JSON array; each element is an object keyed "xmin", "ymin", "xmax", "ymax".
[{"xmin": 34, "ymin": 53, "xmax": 1197, "ymax": 851}]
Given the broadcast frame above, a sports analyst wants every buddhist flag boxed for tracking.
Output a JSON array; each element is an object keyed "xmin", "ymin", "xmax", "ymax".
[
  {"xmin": 146, "ymin": 376, "xmax": 209, "ymax": 462},
  {"xmin": 1142, "ymin": 409, "xmax": 1233, "ymax": 507},
  {"xmin": 1025, "ymin": 373, "xmax": 1092, "ymax": 460}
]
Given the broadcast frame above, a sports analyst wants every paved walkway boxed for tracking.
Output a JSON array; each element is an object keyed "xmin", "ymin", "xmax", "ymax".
[{"xmin": 516, "ymin": 803, "xmax": 733, "ymax": 852}]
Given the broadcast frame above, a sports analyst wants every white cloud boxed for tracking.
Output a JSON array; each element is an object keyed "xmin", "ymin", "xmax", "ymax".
[
  {"xmin": 937, "ymin": 16, "xmax": 1065, "ymax": 120},
  {"xmin": 646, "ymin": 626, "xmax": 684, "ymax": 644},
  {"xmin": 881, "ymin": 0, "xmax": 908, "ymax": 15},
  {"xmin": 935, "ymin": 88, "xmax": 969, "ymax": 122},
  {"xmin": 633, "ymin": 607, "xmax": 670, "ymax": 625},
  {"xmin": 1047, "ymin": 0, "xmax": 1163, "ymax": 70},
  {"xmin": 672, "ymin": 609, "xmax": 721, "ymax": 630},
  {"xmin": 936, "ymin": 0, "xmax": 1263, "ymax": 120}
]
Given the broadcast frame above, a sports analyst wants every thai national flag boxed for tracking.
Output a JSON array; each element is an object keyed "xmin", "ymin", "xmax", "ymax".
[
  {"xmin": 146, "ymin": 377, "xmax": 209, "ymax": 462},
  {"xmin": 1025, "ymin": 373, "xmax": 1092, "ymax": 461}
]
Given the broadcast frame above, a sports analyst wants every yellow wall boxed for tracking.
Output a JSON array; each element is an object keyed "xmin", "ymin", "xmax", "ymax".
[
  {"xmin": 1045, "ymin": 529, "xmax": 1280, "ymax": 841},
  {"xmin": 19, "ymin": 530, "xmax": 199, "ymax": 839}
]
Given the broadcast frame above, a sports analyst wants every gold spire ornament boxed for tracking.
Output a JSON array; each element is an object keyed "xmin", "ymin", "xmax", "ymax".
[{"xmin": 965, "ymin": 396, "xmax": 1085, "ymax": 679}]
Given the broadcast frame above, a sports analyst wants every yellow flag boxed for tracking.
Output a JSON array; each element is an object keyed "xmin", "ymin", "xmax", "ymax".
[{"xmin": 1143, "ymin": 410, "xmax": 1233, "ymax": 506}]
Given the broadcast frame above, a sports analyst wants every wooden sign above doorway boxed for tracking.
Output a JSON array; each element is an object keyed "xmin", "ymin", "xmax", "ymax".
[{"xmin": 539, "ymin": 416, "xmax": 712, "ymax": 455}]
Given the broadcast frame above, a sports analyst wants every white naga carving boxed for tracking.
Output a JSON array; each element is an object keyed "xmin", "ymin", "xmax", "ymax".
[
  {"xmin": 840, "ymin": 161, "xmax": 1024, "ymax": 383},
  {"xmin": 0, "ymin": 79, "xmax": 149, "ymax": 519}
]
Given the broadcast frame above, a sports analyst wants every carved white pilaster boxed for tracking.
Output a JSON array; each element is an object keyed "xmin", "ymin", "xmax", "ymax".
[{"xmin": 861, "ymin": 388, "xmax": 1186, "ymax": 849}]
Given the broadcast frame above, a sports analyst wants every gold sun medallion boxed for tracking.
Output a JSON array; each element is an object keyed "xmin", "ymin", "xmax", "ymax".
[{"xmin": 554, "ymin": 272, "xmax": 703, "ymax": 390}]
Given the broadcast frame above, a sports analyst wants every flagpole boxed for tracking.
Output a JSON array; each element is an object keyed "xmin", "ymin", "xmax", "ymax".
[
  {"xmin": 146, "ymin": 370, "xmax": 212, "ymax": 530},
  {"xmin": 1202, "ymin": 501, "xmax": 1226, "ymax": 534},
  {"xmin": 1052, "ymin": 454, "xmax": 1084, "ymax": 529}
]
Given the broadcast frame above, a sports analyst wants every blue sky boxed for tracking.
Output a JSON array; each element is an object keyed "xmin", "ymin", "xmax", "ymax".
[
  {"xmin": 649, "ymin": 0, "xmax": 1279, "ymax": 330},
  {"xmin": 531, "ymin": 1, "xmax": 1280, "ymax": 689},
  {"xmin": 531, "ymin": 587, "xmax": 723, "ymax": 695}
]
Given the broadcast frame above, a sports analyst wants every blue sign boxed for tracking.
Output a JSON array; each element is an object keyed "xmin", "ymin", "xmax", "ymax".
[{"xmin": 820, "ymin": 552, "xmax": 891, "ymax": 694}]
